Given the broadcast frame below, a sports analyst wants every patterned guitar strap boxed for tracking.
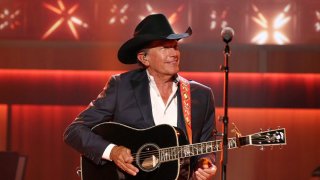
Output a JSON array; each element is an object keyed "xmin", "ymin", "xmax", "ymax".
[{"xmin": 179, "ymin": 76, "xmax": 192, "ymax": 144}]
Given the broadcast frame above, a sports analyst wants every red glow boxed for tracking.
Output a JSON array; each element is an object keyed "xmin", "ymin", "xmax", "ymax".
[
  {"xmin": 140, "ymin": 4, "xmax": 184, "ymax": 25},
  {"xmin": 316, "ymin": 11, "xmax": 320, "ymax": 32},
  {"xmin": 108, "ymin": 4, "xmax": 129, "ymax": 25},
  {"xmin": 0, "ymin": 69, "xmax": 318, "ymax": 93},
  {"xmin": 0, "ymin": 69, "xmax": 319, "ymax": 83},
  {"xmin": 0, "ymin": 104, "xmax": 7, "ymax": 150},
  {"xmin": 168, "ymin": 4, "xmax": 184, "ymax": 25},
  {"xmin": 42, "ymin": 0, "xmax": 87, "ymax": 40},
  {"xmin": 0, "ymin": 69, "xmax": 319, "ymax": 108},
  {"xmin": 0, "ymin": 8, "xmax": 21, "ymax": 30}
]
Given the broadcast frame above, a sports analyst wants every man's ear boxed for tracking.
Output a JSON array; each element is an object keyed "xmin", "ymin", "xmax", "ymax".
[{"xmin": 137, "ymin": 52, "xmax": 149, "ymax": 66}]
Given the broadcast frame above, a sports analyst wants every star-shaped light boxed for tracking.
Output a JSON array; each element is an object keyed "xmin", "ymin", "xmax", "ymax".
[
  {"xmin": 251, "ymin": 4, "xmax": 291, "ymax": 45},
  {"xmin": 0, "ymin": 8, "xmax": 21, "ymax": 30},
  {"xmin": 209, "ymin": 9, "xmax": 228, "ymax": 30},
  {"xmin": 315, "ymin": 10, "xmax": 320, "ymax": 32},
  {"xmin": 108, "ymin": 4, "xmax": 129, "ymax": 25},
  {"xmin": 138, "ymin": 3, "xmax": 184, "ymax": 25},
  {"xmin": 42, "ymin": 0, "xmax": 88, "ymax": 40}
]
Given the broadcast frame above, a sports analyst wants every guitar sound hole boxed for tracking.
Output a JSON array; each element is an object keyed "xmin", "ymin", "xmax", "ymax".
[{"xmin": 136, "ymin": 143, "xmax": 160, "ymax": 172}]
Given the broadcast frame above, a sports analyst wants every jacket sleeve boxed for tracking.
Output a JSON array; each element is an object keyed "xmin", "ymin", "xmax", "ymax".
[
  {"xmin": 191, "ymin": 86, "xmax": 216, "ymax": 172},
  {"xmin": 200, "ymin": 88, "xmax": 216, "ymax": 163},
  {"xmin": 63, "ymin": 75, "xmax": 118, "ymax": 165}
]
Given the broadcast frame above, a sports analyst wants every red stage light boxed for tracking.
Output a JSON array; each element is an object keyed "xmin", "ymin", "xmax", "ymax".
[
  {"xmin": 209, "ymin": 9, "xmax": 228, "ymax": 30},
  {"xmin": 251, "ymin": 4, "xmax": 292, "ymax": 45},
  {"xmin": 108, "ymin": 4, "xmax": 129, "ymax": 25},
  {"xmin": 138, "ymin": 3, "xmax": 184, "ymax": 26},
  {"xmin": 42, "ymin": 0, "xmax": 88, "ymax": 40},
  {"xmin": 0, "ymin": 8, "xmax": 21, "ymax": 30},
  {"xmin": 315, "ymin": 10, "xmax": 320, "ymax": 32}
]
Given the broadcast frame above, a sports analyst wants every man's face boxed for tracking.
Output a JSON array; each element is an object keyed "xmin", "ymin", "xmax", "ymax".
[{"xmin": 142, "ymin": 40, "xmax": 180, "ymax": 78}]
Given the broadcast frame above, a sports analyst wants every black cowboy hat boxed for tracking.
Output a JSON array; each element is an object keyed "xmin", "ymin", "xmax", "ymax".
[{"xmin": 117, "ymin": 13, "xmax": 192, "ymax": 64}]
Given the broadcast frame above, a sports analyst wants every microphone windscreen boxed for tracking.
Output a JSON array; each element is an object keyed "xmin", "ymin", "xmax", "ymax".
[{"xmin": 221, "ymin": 27, "xmax": 235, "ymax": 43}]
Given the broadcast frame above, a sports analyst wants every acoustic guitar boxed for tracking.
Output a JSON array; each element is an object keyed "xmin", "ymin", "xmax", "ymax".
[{"xmin": 80, "ymin": 122, "xmax": 286, "ymax": 180}]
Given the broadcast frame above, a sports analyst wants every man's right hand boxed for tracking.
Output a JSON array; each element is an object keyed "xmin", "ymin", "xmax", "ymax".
[{"xmin": 110, "ymin": 145, "xmax": 139, "ymax": 176}]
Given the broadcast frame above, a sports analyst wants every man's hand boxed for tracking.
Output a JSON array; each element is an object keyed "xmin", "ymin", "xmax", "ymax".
[
  {"xmin": 110, "ymin": 145, "xmax": 139, "ymax": 176},
  {"xmin": 192, "ymin": 158, "xmax": 217, "ymax": 180}
]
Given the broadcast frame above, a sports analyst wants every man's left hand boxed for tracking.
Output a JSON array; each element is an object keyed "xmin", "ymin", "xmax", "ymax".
[{"xmin": 192, "ymin": 158, "xmax": 217, "ymax": 180}]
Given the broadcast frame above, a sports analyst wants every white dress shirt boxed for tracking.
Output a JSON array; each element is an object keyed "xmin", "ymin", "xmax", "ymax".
[{"xmin": 102, "ymin": 70, "xmax": 179, "ymax": 161}]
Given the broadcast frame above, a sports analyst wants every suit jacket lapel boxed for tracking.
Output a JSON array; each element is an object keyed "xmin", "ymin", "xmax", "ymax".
[{"xmin": 131, "ymin": 70, "xmax": 155, "ymax": 127}]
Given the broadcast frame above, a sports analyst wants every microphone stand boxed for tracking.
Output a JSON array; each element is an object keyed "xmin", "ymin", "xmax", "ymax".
[{"xmin": 220, "ymin": 43, "xmax": 230, "ymax": 180}]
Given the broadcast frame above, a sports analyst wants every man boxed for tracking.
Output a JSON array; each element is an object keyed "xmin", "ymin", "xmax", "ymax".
[{"xmin": 64, "ymin": 13, "xmax": 217, "ymax": 180}]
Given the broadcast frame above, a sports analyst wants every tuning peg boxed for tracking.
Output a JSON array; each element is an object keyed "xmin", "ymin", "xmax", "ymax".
[{"xmin": 260, "ymin": 146, "xmax": 264, "ymax": 151}]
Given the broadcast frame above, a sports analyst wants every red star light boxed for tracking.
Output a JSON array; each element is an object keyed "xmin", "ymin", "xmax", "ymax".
[
  {"xmin": 0, "ymin": 8, "xmax": 21, "ymax": 30},
  {"xmin": 108, "ymin": 4, "xmax": 129, "ymax": 25},
  {"xmin": 42, "ymin": 0, "xmax": 88, "ymax": 40},
  {"xmin": 138, "ymin": 3, "xmax": 184, "ymax": 25},
  {"xmin": 315, "ymin": 10, "xmax": 320, "ymax": 32},
  {"xmin": 209, "ymin": 9, "xmax": 228, "ymax": 30}
]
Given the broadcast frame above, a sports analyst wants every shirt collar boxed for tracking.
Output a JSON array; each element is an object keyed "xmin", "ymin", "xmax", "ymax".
[{"xmin": 146, "ymin": 69, "xmax": 180, "ymax": 85}]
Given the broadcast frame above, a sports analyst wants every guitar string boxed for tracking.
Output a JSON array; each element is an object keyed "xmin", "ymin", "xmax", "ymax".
[
  {"xmin": 128, "ymin": 138, "xmax": 280, "ymax": 161},
  {"xmin": 128, "ymin": 139, "xmax": 240, "ymax": 160},
  {"xmin": 129, "ymin": 144, "xmax": 220, "ymax": 161}
]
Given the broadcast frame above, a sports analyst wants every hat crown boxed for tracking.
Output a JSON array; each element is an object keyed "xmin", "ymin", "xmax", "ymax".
[{"xmin": 134, "ymin": 14, "xmax": 175, "ymax": 37}]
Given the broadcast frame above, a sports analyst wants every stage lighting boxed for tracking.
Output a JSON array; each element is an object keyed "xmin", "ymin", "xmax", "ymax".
[
  {"xmin": 251, "ymin": 4, "xmax": 292, "ymax": 45},
  {"xmin": 108, "ymin": 4, "xmax": 129, "ymax": 25},
  {"xmin": 0, "ymin": 8, "xmax": 21, "ymax": 30},
  {"xmin": 315, "ymin": 10, "xmax": 320, "ymax": 32},
  {"xmin": 138, "ymin": 3, "xmax": 184, "ymax": 26},
  {"xmin": 42, "ymin": 0, "xmax": 88, "ymax": 40},
  {"xmin": 209, "ymin": 9, "xmax": 228, "ymax": 30}
]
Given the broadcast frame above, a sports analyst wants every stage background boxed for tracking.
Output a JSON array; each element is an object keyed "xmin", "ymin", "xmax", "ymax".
[{"xmin": 0, "ymin": 0, "xmax": 319, "ymax": 180}]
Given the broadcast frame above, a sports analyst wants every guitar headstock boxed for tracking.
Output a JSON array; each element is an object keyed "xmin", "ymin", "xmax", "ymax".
[{"xmin": 249, "ymin": 128, "xmax": 286, "ymax": 148}]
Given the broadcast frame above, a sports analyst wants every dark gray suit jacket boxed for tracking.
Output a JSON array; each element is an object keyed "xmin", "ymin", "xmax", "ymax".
[{"xmin": 64, "ymin": 68, "xmax": 216, "ymax": 170}]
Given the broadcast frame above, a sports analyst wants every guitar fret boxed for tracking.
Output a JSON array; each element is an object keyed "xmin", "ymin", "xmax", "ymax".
[
  {"xmin": 204, "ymin": 142, "xmax": 211, "ymax": 153},
  {"xmin": 160, "ymin": 148, "xmax": 169, "ymax": 162},
  {"xmin": 171, "ymin": 147, "xmax": 177, "ymax": 160},
  {"xmin": 215, "ymin": 140, "xmax": 221, "ymax": 152},
  {"xmin": 192, "ymin": 144, "xmax": 197, "ymax": 155},
  {"xmin": 228, "ymin": 138, "xmax": 237, "ymax": 149},
  {"xmin": 183, "ymin": 145, "xmax": 191, "ymax": 158}
]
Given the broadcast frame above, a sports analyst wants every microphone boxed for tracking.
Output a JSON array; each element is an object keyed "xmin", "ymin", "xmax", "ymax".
[{"xmin": 221, "ymin": 27, "xmax": 235, "ymax": 43}]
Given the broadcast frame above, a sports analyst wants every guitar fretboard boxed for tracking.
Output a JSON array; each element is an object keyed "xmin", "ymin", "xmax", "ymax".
[{"xmin": 159, "ymin": 137, "xmax": 243, "ymax": 162}]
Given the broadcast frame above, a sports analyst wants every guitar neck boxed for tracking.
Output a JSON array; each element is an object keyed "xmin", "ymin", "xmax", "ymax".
[{"xmin": 159, "ymin": 136, "xmax": 248, "ymax": 162}]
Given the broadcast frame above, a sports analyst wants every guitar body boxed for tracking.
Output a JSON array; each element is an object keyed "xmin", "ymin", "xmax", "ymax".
[{"xmin": 80, "ymin": 122, "xmax": 190, "ymax": 180}]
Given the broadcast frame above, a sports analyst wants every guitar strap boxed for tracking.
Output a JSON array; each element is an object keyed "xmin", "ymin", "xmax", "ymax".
[{"xmin": 179, "ymin": 76, "xmax": 192, "ymax": 144}]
